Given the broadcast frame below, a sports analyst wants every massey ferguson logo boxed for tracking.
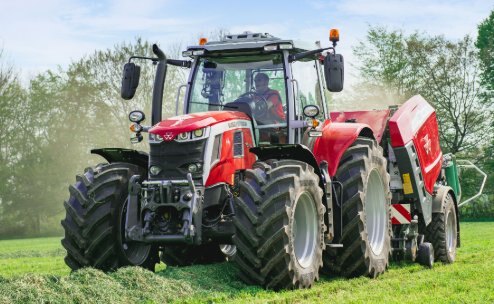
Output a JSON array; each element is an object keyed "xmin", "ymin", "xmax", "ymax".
[
  {"xmin": 422, "ymin": 134, "xmax": 431, "ymax": 155},
  {"xmin": 163, "ymin": 132, "xmax": 174, "ymax": 141}
]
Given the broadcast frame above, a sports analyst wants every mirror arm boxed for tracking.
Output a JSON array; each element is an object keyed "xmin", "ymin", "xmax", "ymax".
[
  {"xmin": 167, "ymin": 59, "xmax": 192, "ymax": 68},
  {"xmin": 289, "ymin": 47, "xmax": 335, "ymax": 62},
  {"xmin": 128, "ymin": 56, "xmax": 191, "ymax": 68},
  {"xmin": 128, "ymin": 56, "xmax": 159, "ymax": 63}
]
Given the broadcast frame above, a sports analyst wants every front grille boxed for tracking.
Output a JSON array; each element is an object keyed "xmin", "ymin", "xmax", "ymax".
[
  {"xmin": 233, "ymin": 131, "xmax": 243, "ymax": 157},
  {"xmin": 149, "ymin": 139, "xmax": 207, "ymax": 180}
]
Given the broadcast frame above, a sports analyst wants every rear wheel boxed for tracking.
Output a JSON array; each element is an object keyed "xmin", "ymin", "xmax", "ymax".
[
  {"xmin": 323, "ymin": 137, "xmax": 391, "ymax": 278},
  {"xmin": 61, "ymin": 163, "xmax": 158, "ymax": 271},
  {"xmin": 233, "ymin": 160, "xmax": 326, "ymax": 290},
  {"xmin": 425, "ymin": 193, "xmax": 457, "ymax": 263}
]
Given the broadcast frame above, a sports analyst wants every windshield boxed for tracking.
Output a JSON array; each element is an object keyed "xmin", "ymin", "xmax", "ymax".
[
  {"xmin": 188, "ymin": 54, "xmax": 287, "ymax": 113},
  {"xmin": 187, "ymin": 53, "xmax": 288, "ymax": 144}
]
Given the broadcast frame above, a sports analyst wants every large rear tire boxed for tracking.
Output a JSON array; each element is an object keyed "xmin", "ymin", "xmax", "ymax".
[
  {"xmin": 233, "ymin": 160, "xmax": 326, "ymax": 290},
  {"xmin": 323, "ymin": 137, "xmax": 391, "ymax": 278},
  {"xmin": 425, "ymin": 193, "xmax": 457, "ymax": 263},
  {"xmin": 61, "ymin": 163, "xmax": 158, "ymax": 271}
]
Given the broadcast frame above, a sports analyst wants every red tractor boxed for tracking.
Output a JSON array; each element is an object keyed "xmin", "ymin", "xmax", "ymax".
[{"xmin": 62, "ymin": 30, "xmax": 461, "ymax": 290}]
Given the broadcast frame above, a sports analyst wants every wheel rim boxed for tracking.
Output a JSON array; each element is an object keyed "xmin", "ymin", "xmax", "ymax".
[
  {"xmin": 293, "ymin": 192, "xmax": 318, "ymax": 268},
  {"xmin": 120, "ymin": 199, "xmax": 152, "ymax": 265},
  {"xmin": 365, "ymin": 169, "xmax": 387, "ymax": 256},
  {"xmin": 446, "ymin": 210, "xmax": 456, "ymax": 254}
]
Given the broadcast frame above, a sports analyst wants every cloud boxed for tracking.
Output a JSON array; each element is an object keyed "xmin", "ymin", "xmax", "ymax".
[{"xmin": 1, "ymin": 0, "xmax": 492, "ymax": 84}]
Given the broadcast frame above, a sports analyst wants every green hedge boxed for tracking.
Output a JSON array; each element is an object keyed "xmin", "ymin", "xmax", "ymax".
[{"xmin": 459, "ymin": 194, "xmax": 494, "ymax": 220}]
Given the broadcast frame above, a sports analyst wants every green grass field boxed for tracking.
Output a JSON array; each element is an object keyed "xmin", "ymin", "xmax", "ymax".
[{"xmin": 0, "ymin": 222, "xmax": 493, "ymax": 303}]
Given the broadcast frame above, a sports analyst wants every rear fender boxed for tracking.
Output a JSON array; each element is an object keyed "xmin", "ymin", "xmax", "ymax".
[
  {"xmin": 312, "ymin": 121, "xmax": 374, "ymax": 176},
  {"xmin": 91, "ymin": 148, "xmax": 149, "ymax": 172}
]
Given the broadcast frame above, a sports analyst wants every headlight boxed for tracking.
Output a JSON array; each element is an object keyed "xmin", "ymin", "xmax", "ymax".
[
  {"xmin": 149, "ymin": 165, "xmax": 162, "ymax": 176},
  {"xmin": 175, "ymin": 127, "xmax": 209, "ymax": 142},
  {"xmin": 129, "ymin": 110, "xmax": 145, "ymax": 123},
  {"xmin": 187, "ymin": 163, "xmax": 198, "ymax": 173},
  {"xmin": 178, "ymin": 132, "xmax": 189, "ymax": 141},
  {"xmin": 303, "ymin": 105, "xmax": 320, "ymax": 118},
  {"xmin": 193, "ymin": 128, "xmax": 204, "ymax": 138}
]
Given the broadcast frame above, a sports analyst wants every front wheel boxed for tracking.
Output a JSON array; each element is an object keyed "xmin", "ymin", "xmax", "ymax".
[
  {"xmin": 233, "ymin": 160, "xmax": 326, "ymax": 290},
  {"xmin": 61, "ymin": 163, "xmax": 158, "ymax": 271}
]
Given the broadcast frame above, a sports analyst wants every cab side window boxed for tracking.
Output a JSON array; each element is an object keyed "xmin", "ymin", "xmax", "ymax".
[{"xmin": 291, "ymin": 59, "xmax": 325, "ymax": 119}]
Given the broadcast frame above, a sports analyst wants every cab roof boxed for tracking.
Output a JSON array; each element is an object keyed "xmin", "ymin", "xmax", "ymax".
[{"xmin": 186, "ymin": 32, "xmax": 313, "ymax": 53}]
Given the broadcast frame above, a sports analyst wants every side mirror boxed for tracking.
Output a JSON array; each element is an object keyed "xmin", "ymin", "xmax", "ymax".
[
  {"xmin": 121, "ymin": 62, "xmax": 141, "ymax": 100},
  {"xmin": 323, "ymin": 54, "xmax": 344, "ymax": 92}
]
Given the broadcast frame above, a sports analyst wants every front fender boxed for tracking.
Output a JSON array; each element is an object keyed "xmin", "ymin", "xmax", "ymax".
[
  {"xmin": 91, "ymin": 148, "xmax": 148, "ymax": 169},
  {"xmin": 250, "ymin": 144, "xmax": 321, "ymax": 177},
  {"xmin": 312, "ymin": 121, "xmax": 374, "ymax": 176}
]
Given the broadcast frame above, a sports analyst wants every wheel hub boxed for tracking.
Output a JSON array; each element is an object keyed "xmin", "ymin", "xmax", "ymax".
[
  {"xmin": 293, "ymin": 192, "xmax": 318, "ymax": 268},
  {"xmin": 365, "ymin": 169, "xmax": 387, "ymax": 256},
  {"xmin": 446, "ymin": 210, "xmax": 455, "ymax": 254}
]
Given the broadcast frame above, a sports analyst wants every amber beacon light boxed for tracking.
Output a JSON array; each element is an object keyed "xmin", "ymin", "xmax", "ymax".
[{"xmin": 329, "ymin": 29, "xmax": 340, "ymax": 43}]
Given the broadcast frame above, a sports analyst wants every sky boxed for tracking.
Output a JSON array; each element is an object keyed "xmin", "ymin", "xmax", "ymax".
[{"xmin": 0, "ymin": 0, "xmax": 492, "ymax": 84}]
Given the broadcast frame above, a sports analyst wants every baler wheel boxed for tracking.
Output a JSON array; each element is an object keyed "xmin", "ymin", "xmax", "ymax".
[
  {"xmin": 417, "ymin": 242, "xmax": 434, "ymax": 268},
  {"xmin": 323, "ymin": 137, "xmax": 391, "ymax": 278},
  {"xmin": 232, "ymin": 160, "xmax": 326, "ymax": 290},
  {"xmin": 425, "ymin": 193, "xmax": 457, "ymax": 263},
  {"xmin": 61, "ymin": 163, "xmax": 158, "ymax": 272}
]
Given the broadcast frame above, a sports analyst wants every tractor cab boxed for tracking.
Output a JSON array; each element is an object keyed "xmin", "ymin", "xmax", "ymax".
[{"xmin": 182, "ymin": 32, "xmax": 343, "ymax": 145}]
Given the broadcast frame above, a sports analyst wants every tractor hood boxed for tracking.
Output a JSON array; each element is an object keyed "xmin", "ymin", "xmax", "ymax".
[{"xmin": 149, "ymin": 111, "xmax": 250, "ymax": 141}]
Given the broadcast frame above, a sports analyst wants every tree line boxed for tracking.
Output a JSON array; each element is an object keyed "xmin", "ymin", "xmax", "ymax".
[
  {"xmin": 347, "ymin": 13, "xmax": 494, "ymax": 218},
  {"xmin": 0, "ymin": 39, "xmax": 187, "ymax": 237},
  {"xmin": 0, "ymin": 14, "xmax": 493, "ymax": 237}
]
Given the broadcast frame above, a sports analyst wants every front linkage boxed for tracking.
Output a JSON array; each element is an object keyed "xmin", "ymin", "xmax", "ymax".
[{"xmin": 125, "ymin": 173, "xmax": 203, "ymax": 244}]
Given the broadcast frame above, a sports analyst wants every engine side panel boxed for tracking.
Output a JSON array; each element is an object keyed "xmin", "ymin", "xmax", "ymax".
[
  {"xmin": 205, "ymin": 121, "xmax": 256, "ymax": 187},
  {"xmin": 389, "ymin": 95, "xmax": 442, "ymax": 195}
]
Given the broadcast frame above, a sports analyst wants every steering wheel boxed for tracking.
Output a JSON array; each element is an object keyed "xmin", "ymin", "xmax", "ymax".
[
  {"xmin": 253, "ymin": 96, "xmax": 268, "ymax": 119},
  {"xmin": 234, "ymin": 92, "xmax": 269, "ymax": 120}
]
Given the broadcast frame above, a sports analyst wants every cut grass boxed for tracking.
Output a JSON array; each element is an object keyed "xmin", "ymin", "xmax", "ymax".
[{"xmin": 0, "ymin": 222, "xmax": 493, "ymax": 303}]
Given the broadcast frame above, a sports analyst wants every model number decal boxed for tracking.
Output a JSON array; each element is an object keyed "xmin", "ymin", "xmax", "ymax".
[{"xmin": 228, "ymin": 121, "xmax": 248, "ymax": 128}]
